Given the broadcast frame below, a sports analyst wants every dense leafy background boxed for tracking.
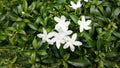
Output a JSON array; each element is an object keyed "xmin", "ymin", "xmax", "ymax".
[{"xmin": 0, "ymin": 0, "xmax": 120, "ymax": 68}]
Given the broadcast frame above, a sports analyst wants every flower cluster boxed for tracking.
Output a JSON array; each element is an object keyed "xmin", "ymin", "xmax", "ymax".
[{"xmin": 37, "ymin": 0, "xmax": 91, "ymax": 52}]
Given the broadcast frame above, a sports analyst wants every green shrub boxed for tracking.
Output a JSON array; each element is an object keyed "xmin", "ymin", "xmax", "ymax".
[{"xmin": 0, "ymin": 0, "xmax": 120, "ymax": 68}]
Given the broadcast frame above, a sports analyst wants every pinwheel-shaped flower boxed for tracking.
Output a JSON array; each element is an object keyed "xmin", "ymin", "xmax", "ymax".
[
  {"xmin": 70, "ymin": 0, "xmax": 82, "ymax": 10},
  {"xmin": 78, "ymin": 16, "xmax": 91, "ymax": 32},
  {"xmin": 37, "ymin": 28, "xmax": 54, "ymax": 44},
  {"xmin": 54, "ymin": 15, "xmax": 70, "ymax": 31},
  {"xmin": 63, "ymin": 33, "xmax": 82, "ymax": 52}
]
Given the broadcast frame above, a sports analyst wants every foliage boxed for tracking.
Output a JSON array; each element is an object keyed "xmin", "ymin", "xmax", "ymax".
[{"xmin": 0, "ymin": 0, "xmax": 120, "ymax": 68}]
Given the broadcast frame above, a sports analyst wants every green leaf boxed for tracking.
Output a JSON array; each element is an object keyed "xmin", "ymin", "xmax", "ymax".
[
  {"xmin": 30, "ymin": 52, "xmax": 36, "ymax": 64},
  {"xmin": 98, "ymin": 60, "xmax": 104, "ymax": 68},
  {"xmin": 0, "ymin": 35, "xmax": 6, "ymax": 41},
  {"xmin": 37, "ymin": 50, "xmax": 47, "ymax": 56},
  {"xmin": 11, "ymin": 56, "xmax": 17, "ymax": 64},
  {"xmin": 29, "ymin": 2, "xmax": 36, "ymax": 10},
  {"xmin": 69, "ymin": 14, "xmax": 78, "ymax": 24},
  {"xmin": 63, "ymin": 53, "xmax": 70, "ymax": 60},
  {"xmin": 32, "ymin": 37, "xmax": 37, "ymax": 50},
  {"xmin": 28, "ymin": 23, "xmax": 38, "ymax": 30},
  {"xmin": 63, "ymin": 61, "xmax": 68, "ymax": 68},
  {"xmin": 23, "ymin": 0, "xmax": 28, "ymax": 12},
  {"xmin": 67, "ymin": 61, "xmax": 84, "ymax": 67},
  {"xmin": 113, "ymin": 31, "xmax": 120, "ymax": 38},
  {"xmin": 112, "ymin": 8, "xmax": 120, "ymax": 17},
  {"xmin": 97, "ymin": 37, "xmax": 103, "ymax": 50}
]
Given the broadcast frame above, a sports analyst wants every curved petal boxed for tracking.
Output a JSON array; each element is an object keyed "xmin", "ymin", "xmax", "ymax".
[
  {"xmin": 81, "ymin": 16, "xmax": 85, "ymax": 22},
  {"xmin": 63, "ymin": 43, "xmax": 70, "ymax": 49},
  {"xmin": 65, "ymin": 21, "xmax": 70, "ymax": 26},
  {"xmin": 37, "ymin": 34, "xmax": 44, "ymax": 38},
  {"xmin": 54, "ymin": 17, "xmax": 61, "ymax": 23},
  {"xmin": 43, "ymin": 28, "xmax": 47, "ymax": 35},
  {"xmin": 61, "ymin": 15, "xmax": 66, "ymax": 22},
  {"xmin": 79, "ymin": 27, "xmax": 84, "ymax": 32},
  {"xmin": 86, "ymin": 20, "xmax": 91, "ymax": 25},
  {"xmin": 84, "ymin": 26, "xmax": 91, "ymax": 30},
  {"xmin": 77, "ymin": 0, "xmax": 82, "ymax": 7},
  {"xmin": 78, "ymin": 20, "xmax": 81, "ymax": 25},
  {"xmin": 74, "ymin": 41, "xmax": 82, "ymax": 46},
  {"xmin": 72, "ymin": 33, "xmax": 77, "ymax": 41},
  {"xmin": 70, "ymin": 44, "xmax": 75, "ymax": 52},
  {"xmin": 47, "ymin": 31, "xmax": 57, "ymax": 38},
  {"xmin": 56, "ymin": 41, "xmax": 61, "ymax": 49}
]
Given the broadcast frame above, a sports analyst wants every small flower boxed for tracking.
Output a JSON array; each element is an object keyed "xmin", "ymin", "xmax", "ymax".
[
  {"xmin": 78, "ymin": 16, "xmax": 92, "ymax": 32},
  {"xmin": 63, "ymin": 33, "xmax": 82, "ymax": 52},
  {"xmin": 50, "ymin": 29, "xmax": 73, "ymax": 49},
  {"xmin": 70, "ymin": 0, "xmax": 82, "ymax": 10},
  {"xmin": 50, "ymin": 32, "xmax": 66, "ymax": 49},
  {"xmin": 37, "ymin": 28, "xmax": 54, "ymax": 44},
  {"xmin": 54, "ymin": 15, "xmax": 70, "ymax": 31}
]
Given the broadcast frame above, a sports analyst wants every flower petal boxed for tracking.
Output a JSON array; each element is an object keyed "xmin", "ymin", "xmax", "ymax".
[
  {"xmin": 70, "ymin": 44, "xmax": 75, "ymax": 52},
  {"xmin": 79, "ymin": 27, "xmax": 84, "ymax": 32},
  {"xmin": 37, "ymin": 34, "xmax": 44, "ymax": 38},
  {"xmin": 61, "ymin": 15, "xmax": 66, "ymax": 23},
  {"xmin": 47, "ymin": 31, "xmax": 57, "ymax": 38},
  {"xmin": 72, "ymin": 33, "xmax": 77, "ymax": 41},
  {"xmin": 74, "ymin": 41, "xmax": 82, "ymax": 46},
  {"xmin": 56, "ymin": 41, "xmax": 61, "ymax": 49},
  {"xmin": 63, "ymin": 43, "xmax": 69, "ymax": 49},
  {"xmin": 86, "ymin": 20, "xmax": 91, "ymax": 25},
  {"xmin": 81, "ymin": 16, "xmax": 85, "ymax": 22},
  {"xmin": 43, "ymin": 28, "xmax": 47, "ymax": 35},
  {"xmin": 54, "ymin": 17, "xmax": 61, "ymax": 23}
]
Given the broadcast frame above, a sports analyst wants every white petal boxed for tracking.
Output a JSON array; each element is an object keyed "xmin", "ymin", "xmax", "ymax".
[
  {"xmin": 47, "ymin": 40, "xmax": 54, "ymax": 45},
  {"xmin": 56, "ymin": 41, "xmax": 61, "ymax": 49},
  {"xmin": 70, "ymin": 1, "xmax": 76, "ymax": 7},
  {"xmin": 43, "ymin": 28, "xmax": 47, "ymax": 35},
  {"xmin": 37, "ymin": 34, "xmax": 44, "ymax": 38},
  {"xmin": 74, "ymin": 41, "xmax": 82, "ymax": 46},
  {"xmin": 78, "ymin": 20, "xmax": 81, "ymax": 25},
  {"xmin": 81, "ymin": 16, "xmax": 86, "ymax": 22},
  {"xmin": 55, "ymin": 24, "xmax": 60, "ymax": 30},
  {"xmin": 84, "ymin": 26, "xmax": 91, "ymax": 30},
  {"xmin": 77, "ymin": 0, "xmax": 82, "ymax": 7},
  {"xmin": 72, "ymin": 33, "xmax": 77, "ymax": 41},
  {"xmin": 47, "ymin": 31, "xmax": 57, "ymax": 38},
  {"xmin": 86, "ymin": 20, "xmax": 91, "ymax": 25},
  {"xmin": 63, "ymin": 43, "xmax": 70, "ymax": 49},
  {"xmin": 54, "ymin": 17, "xmax": 61, "ymax": 23},
  {"xmin": 66, "ymin": 30, "xmax": 73, "ymax": 35},
  {"xmin": 61, "ymin": 15, "xmax": 66, "ymax": 22},
  {"xmin": 79, "ymin": 27, "xmax": 84, "ymax": 32},
  {"xmin": 84, "ymin": 0, "xmax": 88, "ymax": 2},
  {"xmin": 61, "ymin": 26, "xmax": 68, "ymax": 31},
  {"xmin": 65, "ymin": 21, "xmax": 70, "ymax": 26},
  {"xmin": 70, "ymin": 44, "xmax": 75, "ymax": 52}
]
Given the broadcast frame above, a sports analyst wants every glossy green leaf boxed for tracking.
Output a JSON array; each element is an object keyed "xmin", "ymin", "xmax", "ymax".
[
  {"xmin": 30, "ymin": 52, "xmax": 36, "ymax": 64},
  {"xmin": 69, "ymin": 14, "xmax": 78, "ymax": 24},
  {"xmin": 37, "ymin": 50, "xmax": 47, "ymax": 56},
  {"xmin": 23, "ymin": 0, "xmax": 28, "ymax": 12},
  {"xmin": 32, "ymin": 37, "xmax": 37, "ymax": 50}
]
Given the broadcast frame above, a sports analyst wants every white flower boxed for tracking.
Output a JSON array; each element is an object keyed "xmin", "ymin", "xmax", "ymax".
[
  {"xmin": 63, "ymin": 33, "xmax": 82, "ymax": 52},
  {"xmin": 70, "ymin": 0, "xmax": 82, "ymax": 10},
  {"xmin": 50, "ymin": 28, "xmax": 73, "ymax": 49},
  {"xmin": 78, "ymin": 16, "xmax": 91, "ymax": 32},
  {"xmin": 54, "ymin": 15, "xmax": 70, "ymax": 31},
  {"xmin": 50, "ymin": 32, "xmax": 66, "ymax": 49},
  {"xmin": 84, "ymin": 0, "xmax": 88, "ymax": 2},
  {"xmin": 37, "ymin": 28, "xmax": 54, "ymax": 44}
]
